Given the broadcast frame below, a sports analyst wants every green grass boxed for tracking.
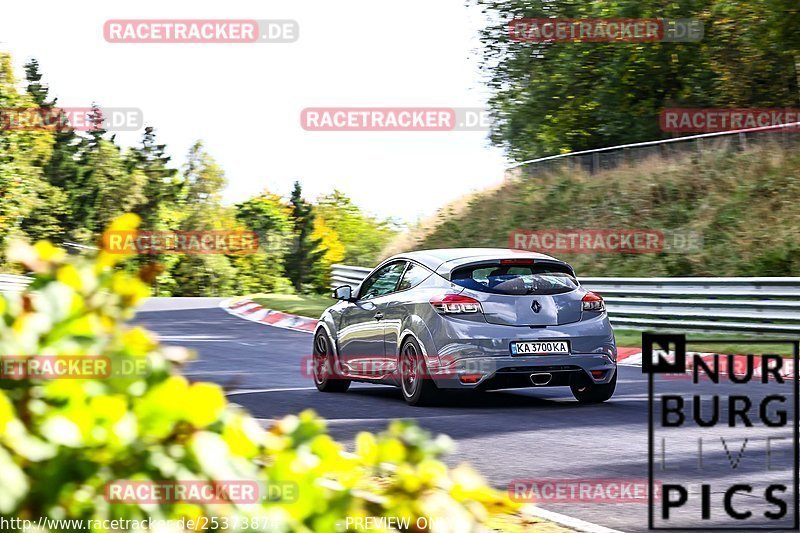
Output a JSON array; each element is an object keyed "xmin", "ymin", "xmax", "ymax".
[
  {"xmin": 614, "ymin": 329, "xmax": 797, "ymax": 356},
  {"xmin": 388, "ymin": 143, "xmax": 800, "ymax": 277},
  {"xmin": 250, "ymin": 293, "xmax": 336, "ymax": 318}
]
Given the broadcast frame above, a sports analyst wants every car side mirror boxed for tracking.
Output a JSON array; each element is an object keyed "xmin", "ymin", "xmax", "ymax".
[{"xmin": 332, "ymin": 285, "xmax": 353, "ymax": 301}]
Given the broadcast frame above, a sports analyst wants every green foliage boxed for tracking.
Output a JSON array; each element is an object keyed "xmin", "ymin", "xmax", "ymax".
[
  {"xmin": 2, "ymin": 53, "xmax": 392, "ymax": 297},
  {"xmin": 178, "ymin": 141, "xmax": 227, "ymax": 230},
  {"xmin": 309, "ymin": 216, "xmax": 345, "ymax": 293},
  {"xmin": 23, "ymin": 59, "xmax": 52, "ymax": 107},
  {"xmin": 475, "ymin": 0, "xmax": 800, "ymax": 161},
  {"xmin": 0, "ymin": 53, "xmax": 57, "ymax": 264},
  {"xmin": 75, "ymin": 139, "xmax": 148, "ymax": 235},
  {"xmin": 0, "ymin": 221, "xmax": 521, "ymax": 531},
  {"xmin": 169, "ymin": 254, "xmax": 237, "ymax": 297},
  {"xmin": 284, "ymin": 182, "xmax": 324, "ymax": 293},
  {"xmin": 128, "ymin": 127, "xmax": 180, "ymax": 230},
  {"xmin": 315, "ymin": 191, "xmax": 398, "ymax": 267},
  {"xmin": 234, "ymin": 193, "xmax": 294, "ymax": 293}
]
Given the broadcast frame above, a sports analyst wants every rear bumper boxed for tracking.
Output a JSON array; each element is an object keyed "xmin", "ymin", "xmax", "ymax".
[
  {"xmin": 427, "ymin": 353, "xmax": 616, "ymax": 389},
  {"xmin": 423, "ymin": 313, "xmax": 616, "ymax": 390}
]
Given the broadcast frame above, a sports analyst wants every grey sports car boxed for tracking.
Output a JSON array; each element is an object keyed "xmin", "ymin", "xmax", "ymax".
[{"xmin": 313, "ymin": 248, "xmax": 617, "ymax": 406}]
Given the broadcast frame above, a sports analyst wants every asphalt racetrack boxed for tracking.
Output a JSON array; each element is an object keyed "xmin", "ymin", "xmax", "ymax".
[{"xmin": 136, "ymin": 298, "xmax": 797, "ymax": 533}]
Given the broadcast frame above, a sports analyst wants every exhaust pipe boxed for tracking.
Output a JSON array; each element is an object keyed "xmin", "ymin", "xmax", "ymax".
[{"xmin": 530, "ymin": 372, "xmax": 552, "ymax": 386}]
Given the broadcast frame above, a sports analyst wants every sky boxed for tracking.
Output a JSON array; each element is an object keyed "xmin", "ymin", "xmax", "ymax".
[{"xmin": 0, "ymin": 1, "xmax": 511, "ymax": 223}]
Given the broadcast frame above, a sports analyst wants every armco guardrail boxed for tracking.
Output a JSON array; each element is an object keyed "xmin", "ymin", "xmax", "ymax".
[
  {"xmin": 331, "ymin": 264, "xmax": 372, "ymax": 291},
  {"xmin": 331, "ymin": 265, "xmax": 800, "ymax": 334},
  {"xmin": 0, "ymin": 242, "xmax": 92, "ymax": 294},
  {"xmin": 0, "ymin": 274, "xmax": 32, "ymax": 293},
  {"xmin": 581, "ymin": 277, "xmax": 800, "ymax": 334}
]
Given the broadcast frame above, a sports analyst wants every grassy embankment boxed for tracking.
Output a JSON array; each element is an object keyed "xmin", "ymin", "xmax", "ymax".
[
  {"xmin": 384, "ymin": 142, "xmax": 800, "ymax": 354},
  {"xmin": 384, "ymin": 143, "xmax": 800, "ymax": 276}
]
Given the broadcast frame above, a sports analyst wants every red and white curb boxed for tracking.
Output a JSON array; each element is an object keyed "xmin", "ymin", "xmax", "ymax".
[
  {"xmin": 220, "ymin": 298, "xmax": 319, "ymax": 333},
  {"xmin": 616, "ymin": 347, "xmax": 796, "ymax": 379},
  {"xmin": 218, "ymin": 305, "xmax": 794, "ymax": 379},
  {"xmin": 616, "ymin": 347, "xmax": 642, "ymax": 365}
]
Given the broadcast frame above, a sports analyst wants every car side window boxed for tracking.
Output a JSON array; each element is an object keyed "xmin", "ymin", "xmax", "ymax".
[
  {"xmin": 358, "ymin": 262, "xmax": 407, "ymax": 300},
  {"xmin": 397, "ymin": 262, "xmax": 431, "ymax": 291}
]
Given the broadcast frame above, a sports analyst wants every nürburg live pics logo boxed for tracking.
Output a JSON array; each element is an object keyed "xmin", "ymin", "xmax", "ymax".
[{"xmin": 645, "ymin": 332, "xmax": 799, "ymax": 530}]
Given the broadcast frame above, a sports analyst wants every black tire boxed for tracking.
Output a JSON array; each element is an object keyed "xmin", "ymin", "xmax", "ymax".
[
  {"xmin": 571, "ymin": 369, "xmax": 616, "ymax": 404},
  {"xmin": 312, "ymin": 330, "xmax": 350, "ymax": 393},
  {"xmin": 398, "ymin": 337, "xmax": 440, "ymax": 406}
]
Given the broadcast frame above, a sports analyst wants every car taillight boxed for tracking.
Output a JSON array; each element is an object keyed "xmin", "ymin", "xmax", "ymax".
[
  {"xmin": 500, "ymin": 259, "xmax": 535, "ymax": 265},
  {"xmin": 430, "ymin": 294, "xmax": 482, "ymax": 314},
  {"xmin": 582, "ymin": 291, "xmax": 605, "ymax": 312}
]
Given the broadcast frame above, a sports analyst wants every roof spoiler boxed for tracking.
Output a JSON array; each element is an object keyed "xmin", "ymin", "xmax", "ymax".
[{"xmin": 437, "ymin": 257, "xmax": 576, "ymax": 280}]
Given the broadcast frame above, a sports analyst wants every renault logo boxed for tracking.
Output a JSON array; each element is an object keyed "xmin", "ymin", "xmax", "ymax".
[{"xmin": 531, "ymin": 300, "xmax": 541, "ymax": 313}]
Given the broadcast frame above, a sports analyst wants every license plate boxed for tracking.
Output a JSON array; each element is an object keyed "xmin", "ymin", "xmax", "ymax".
[{"xmin": 511, "ymin": 340, "xmax": 570, "ymax": 355}]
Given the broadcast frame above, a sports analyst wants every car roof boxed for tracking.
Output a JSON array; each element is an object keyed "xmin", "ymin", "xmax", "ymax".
[{"xmin": 387, "ymin": 248, "xmax": 567, "ymax": 275}]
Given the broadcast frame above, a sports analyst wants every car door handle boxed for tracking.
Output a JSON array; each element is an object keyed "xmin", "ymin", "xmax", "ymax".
[{"xmin": 374, "ymin": 312, "xmax": 384, "ymax": 321}]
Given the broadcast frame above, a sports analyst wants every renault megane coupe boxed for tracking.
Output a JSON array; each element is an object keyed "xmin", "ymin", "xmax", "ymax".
[{"xmin": 312, "ymin": 248, "xmax": 617, "ymax": 406}]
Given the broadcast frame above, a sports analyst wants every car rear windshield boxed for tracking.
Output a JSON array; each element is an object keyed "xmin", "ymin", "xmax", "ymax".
[{"xmin": 450, "ymin": 262, "xmax": 579, "ymax": 295}]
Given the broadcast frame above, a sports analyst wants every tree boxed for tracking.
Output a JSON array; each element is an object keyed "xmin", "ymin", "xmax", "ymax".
[
  {"xmin": 170, "ymin": 254, "xmax": 237, "ymax": 296},
  {"xmin": 0, "ymin": 53, "xmax": 59, "ymax": 263},
  {"xmin": 310, "ymin": 216, "xmax": 346, "ymax": 292},
  {"xmin": 23, "ymin": 58, "xmax": 52, "ymax": 107},
  {"xmin": 38, "ymin": 121, "xmax": 81, "ymax": 242},
  {"xmin": 17, "ymin": 58, "xmax": 71, "ymax": 243},
  {"xmin": 21, "ymin": 58, "xmax": 84, "ymax": 242},
  {"xmin": 163, "ymin": 141, "xmax": 237, "ymax": 295},
  {"xmin": 474, "ymin": 0, "xmax": 800, "ymax": 161},
  {"xmin": 177, "ymin": 140, "xmax": 227, "ymax": 230},
  {"xmin": 315, "ymin": 190, "xmax": 398, "ymax": 266},
  {"xmin": 118, "ymin": 127, "xmax": 181, "ymax": 295},
  {"xmin": 284, "ymin": 181, "xmax": 324, "ymax": 292},
  {"xmin": 66, "ymin": 138, "xmax": 147, "ymax": 242},
  {"xmin": 128, "ymin": 126, "xmax": 179, "ymax": 229},
  {"xmin": 0, "ymin": 51, "xmax": 391, "ymax": 297},
  {"xmin": 235, "ymin": 191, "xmax": 292, "ymax": 238},
  {"xmin": 234, "ymin": 192, "xmax": 294, "ymax": 293}
]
